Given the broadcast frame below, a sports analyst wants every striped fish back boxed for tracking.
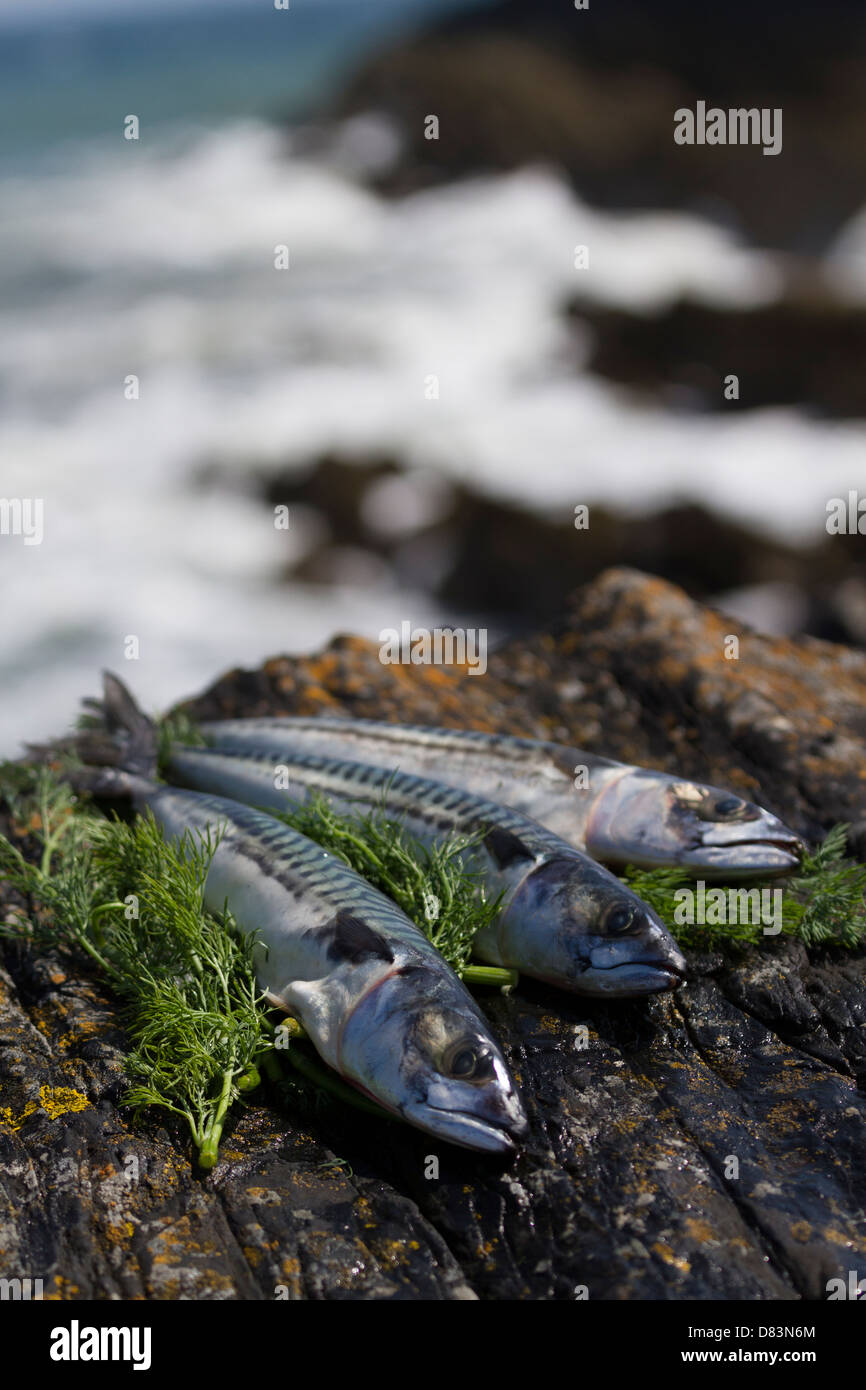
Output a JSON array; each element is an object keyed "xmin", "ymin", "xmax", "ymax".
[
  {"xmin": 144, "ymin": 783, "xmax": 436, "ymax": 952},
  {"xmin": 168, "ymin": 745, "xmax": 579, "ymax": 863}
]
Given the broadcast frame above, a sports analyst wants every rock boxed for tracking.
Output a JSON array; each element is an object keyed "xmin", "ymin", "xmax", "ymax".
[
  {"xmin": 256, "ymin": 452, "xmax": 866, "ymax": 646},
  {"xmin": 336, "ymin": 36, "xmax": 686, "ymax": 199},
  {"xmin": 331, "ymin": 1, "xmax": 866, "ymax": 252},
  {"xmin": 2, "ymin": 569, "xmax": 866, "ymax": 1299},
  {"xmin": 569, "ymin": 285, "xmax": 866, "ymax": 417},
  {"xmin": 446, "ymin": 0, "xmax": 864, "ymax": 98}
]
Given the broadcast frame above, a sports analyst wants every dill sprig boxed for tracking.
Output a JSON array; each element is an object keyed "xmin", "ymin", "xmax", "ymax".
[
  {"xmin": 157, "ymin": 710, "xmax": 207, "ymax": 778},
  {"xmin": 91, "ymin": 818, "xmax": 268, "ymax": 1167},
  {"xmin": 273, "ymin": 792, "xmax": 512, "ymax": 985},
  {"xmin": 783, "ymin": 825, "xmax": 866, "ymax": 948},
  {"xmin": 0, "ymin": 765, "xmax": 270, "ymax": 1168},
  {"xmin": 622, "ymin": 824, "xmax": 866, "ymax": 952}
]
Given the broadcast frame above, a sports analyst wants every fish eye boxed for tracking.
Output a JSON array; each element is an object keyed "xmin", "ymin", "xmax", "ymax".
[
  {"xmin": 678, "ymin": 787, "xmax": 754, "ymax": 822},
  {"xmin": 605, "ymin": 905, "xmax": 636, "ymax": 935},
  {"xmin": 452, "ymin": 1049, "xmax": 476, "ymax": 1077},
  {"xmin": 444, "ymin": 1042, "xmax": 495, "ymax": 1082}
]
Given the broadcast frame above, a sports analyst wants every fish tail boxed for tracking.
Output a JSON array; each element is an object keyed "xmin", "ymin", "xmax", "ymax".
[
  {"xmin": 97, "ymin": 672, "xmax": 159, "ymax": 776},
  {"xmin": 26, "ymin": 671, "xmax": 158, "ymax": 800}
]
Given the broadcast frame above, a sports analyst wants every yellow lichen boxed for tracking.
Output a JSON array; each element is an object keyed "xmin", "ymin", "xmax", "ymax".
[
  {"xmin": 685, "ymin": 1218, "xmax": 717, "ymax": 1244},
  {"xmin": 39, "ymin": 1085, "xmax": 91, "ymax": 1120},
  {"xmin": 0, "ymin": 1085, "xmax": 90, "ymax": 1131},
  {"xmin": 103, "ymin": 1219, "xmax": 135, "ymax": 1247},
  {"xmin": 653, "ymin": 1242, "xmax": 691, "ymax": 1274}
]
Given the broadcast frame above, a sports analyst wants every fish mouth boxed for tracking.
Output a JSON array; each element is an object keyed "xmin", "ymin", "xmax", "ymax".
[
  {"xmin": 420, "ymin": 1104, "xmax": 526, "ymax": 1155},
  {"xmin": 684, "ymin": 837, "xmax": 804, "ymax": 878},
  {"xmin": 578, "ymin": 960, "xmax": 686, "ymax": 996},
  {"xmin": 344, "ymin": 1085, "xmax": 525, "ymax": 1154}
]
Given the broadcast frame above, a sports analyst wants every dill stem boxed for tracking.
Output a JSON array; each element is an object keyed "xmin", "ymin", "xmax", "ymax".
[
  {"xmin": 437, "ymin": 846, "xmax": 458, "ymax": 913},
  {"xmin": 259, "ymin": 1049, "xmax": 283, "ymax": 1085},
  {"xmin": 39, "ymin": 812, "xmax": 63, "ymax": 881},
  {"xmin": 37, "ymin": 780, "xmax": 55, "ymax": 877},
  {"xmin": 89, "ymin": 900, "xmax": 126, "ymax": 921},
  {"xmin": 336, "ymin": 825, "xmax": 386, "ymax": 875},
  {"xmin": 197, "ymin": 1067, "xmax": 235, "ymax": 1169},
  {"xmin": 463, "ymin": 965, "xmax": 518, "ymax": 989}
]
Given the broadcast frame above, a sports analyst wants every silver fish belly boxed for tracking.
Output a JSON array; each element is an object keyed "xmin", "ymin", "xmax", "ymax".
[
  {"xmin": 164, "ymin": 744, "xmax": 687, "ymax": 997},
  {"xmin": 199, "ymin": 716, "xmax": 804, "ymax": 878},
  {"xmin": 128, "ymin": 779, "xmax": 526, "ymax": 1154}
]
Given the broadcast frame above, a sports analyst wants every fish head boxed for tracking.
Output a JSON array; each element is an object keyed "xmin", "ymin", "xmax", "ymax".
[
  {"xmin": 338, "ymin": 964, "xmax": 527, "ymax": 1154},
  {"xmin": 496, "ymin": 856, "xmax": 687, "ymax": 996},
  {"xmin": 585, "ymin": 769, "xmax": 804, "ymax": 879}
]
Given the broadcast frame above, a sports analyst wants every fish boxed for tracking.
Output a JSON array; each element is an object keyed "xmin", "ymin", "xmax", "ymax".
[
  {"xmin": 162, "ymin": 739, "xmax": 688, "ymax": 997},
  {"xmin": 65, "ymin": 677, "xmax": 528, "ymax": 1155},
  {"xmin": 198, "ymin": 716, "xmax": 804, "ymax": 878}
]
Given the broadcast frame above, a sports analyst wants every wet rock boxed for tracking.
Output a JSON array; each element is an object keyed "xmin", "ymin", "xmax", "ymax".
[{"xmin": 2, "ymin": 569, "xmax": 866, "ymax": 1299}]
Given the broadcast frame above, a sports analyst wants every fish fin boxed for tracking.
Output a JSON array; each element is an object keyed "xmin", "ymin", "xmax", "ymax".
[
  {"xmin": 323, "ymin": 909, "xmax": 395, "ymax": 965},
  {"xmin": 25, "ymin": 672, "xmax": 157, "ymax": 798},
  {"xmin": 483, "ymin": 825, "xmax": 534, "ymax": 869},
  {"xmin": 98, "ymin": 672, "xmax": 158, "ymax": 777}
]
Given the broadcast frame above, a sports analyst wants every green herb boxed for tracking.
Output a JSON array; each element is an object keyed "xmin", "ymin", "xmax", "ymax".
[
  {"xmin": 621, "ymin": 824, "xmax": 866, "ymax": 951},
  {"xmin": 0, "ymin": 765, "xmax": 270, "ymax": 1168},
  {"xmin": 157, "ymin": 709, "xmax": 207, "ymax": 778},
  {"xmin": 273, "ymin": 792, "xmax": 515, "ymax": 986},
  {"xmin": 783, "ymin": 825, "xmax": 866, "ymax": 948}
]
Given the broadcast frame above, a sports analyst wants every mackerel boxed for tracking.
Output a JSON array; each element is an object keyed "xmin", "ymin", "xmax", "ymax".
[
  {"xmin": 70, "ymin": 678, "xmax": 528, "ymax": 1154},
  {"xmin": 164, "ymin": 740, "xmax": 687, "ymax": 997},
  {"xmin": 199, "ymin": 716, "xmax": 804, "ymax": 878}
]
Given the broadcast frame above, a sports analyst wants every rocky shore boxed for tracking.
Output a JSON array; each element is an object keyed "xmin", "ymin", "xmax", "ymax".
[{"xmin": 1, "ymin": 570, "xmax": 865, "ymax": 1299}]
